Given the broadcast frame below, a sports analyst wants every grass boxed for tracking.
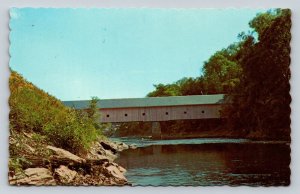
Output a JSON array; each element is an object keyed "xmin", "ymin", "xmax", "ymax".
[{"xmin": 9, "ymin": 70, "xmax": 103, "ymax": 157}]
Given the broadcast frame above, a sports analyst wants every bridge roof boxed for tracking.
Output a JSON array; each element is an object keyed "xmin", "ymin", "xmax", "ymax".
[{"xmin": 63, "ymin": 94, "xmax": 225, "ymax": 109}]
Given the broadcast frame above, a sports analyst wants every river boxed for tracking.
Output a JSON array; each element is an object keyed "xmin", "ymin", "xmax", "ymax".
[{"xmin": 111, "ymin": 137, "xmax": 290, "ymax": 186}]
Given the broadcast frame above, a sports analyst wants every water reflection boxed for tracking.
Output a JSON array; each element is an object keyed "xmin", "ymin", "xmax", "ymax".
[{"xmin": 115, "ymin": 142, "xmax": 290, "ymax": 186}]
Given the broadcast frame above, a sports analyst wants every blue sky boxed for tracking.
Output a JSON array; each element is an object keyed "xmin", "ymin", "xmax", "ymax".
[{"xmin": 9, "ymin": 8, "xmax": 264, "ymax": 100}]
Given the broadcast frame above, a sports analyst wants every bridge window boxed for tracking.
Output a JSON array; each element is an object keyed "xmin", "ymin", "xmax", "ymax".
[
  {"xmin": 202, "ymin": 110, "xmax": 205, "ymax": 113},
  {"xmin": 106, "ymin": 114, "xmax": 110, "ymax": 118},
  {"xmin": 165, "ymin": 112, "xmax": 169, "ymax": 115},
  {"xmin": 142, "ymin": 113, "xmax": 146, "ymax": 116},
  {"xmin": 125, "ymin": 113, "xmax": 128, "ymax": 117}
]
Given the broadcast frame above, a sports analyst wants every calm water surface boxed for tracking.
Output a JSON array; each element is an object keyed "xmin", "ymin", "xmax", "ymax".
[{"xmin": 112, "ymin": 138, "xmax": 290, "ymax": 186}]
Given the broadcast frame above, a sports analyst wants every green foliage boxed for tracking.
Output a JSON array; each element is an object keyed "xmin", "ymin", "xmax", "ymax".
[
  {"xmin": 177, "ymin": 77, "xmax": 206, "ymax": 95},
  {"xmin": 202, "ymin": 48, "xmax": 241, "ymax": 94},
  {"xmin": 9, "ymin": 157, "xmax": 29, "ymax": 174},
  {"xmin": 147, "ymin": 42, "xmax": 243, "ymax": 97},
  {"xmin": 249, "ymin": 9, "xmax": 280, "ymax": 40},
  {"xmin": 147, "ymin": 77, "xmax": 205, "ymax": 97},
  {"xmin": 144, "ymin": 9, "xmax": 291, "ymax": 140},
  {"xmin": 42, "ymin": 109, "xmax": 100, "ymax": 153},
  {"xmin": 86, "ymin": 96, "xmax": 104, "ymax": 132},
  {"xmin": 9, "ymin": 71, "xmax": 102, "ymax": 154},
  {"xmin": 147, "ymin": 83, "xmax": 181, "ymax": 97},
  {"xmin": 86, "ymin": 97, "xmax": 100, "ymax": 120},
  {"xmin": 225, "ymin": 9, "xmax": 291, "ymax": 138},
  {"xmin": 31, "ymin": 133, "xmax": 47, "ymax": 144}
]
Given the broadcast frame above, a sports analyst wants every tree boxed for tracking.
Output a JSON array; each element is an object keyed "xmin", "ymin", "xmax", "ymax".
[
  {"xmin": 144, "ymin": 9, "xmax": 291, "ymax": 140},
  {"xmin": 147, "ymin": 83, "xmax": 181, "ymax": 97},
  {"xmin": 177, "ymin": 77, "xmax": 205, "ymax": 95},
  {"xmin": 225, "ymin": 9, "xmax": 291, "ymax": 138},
  {"xmin": 86, "ymin": 96, "xmax": 102, "ymax": 130},
  {"xmin": 249, "ymin": 9, "xmax": 280, "ymax": 40},
  {"xmin": 202, "ymin": 47, "xmax": 241, "ymax": 94}
]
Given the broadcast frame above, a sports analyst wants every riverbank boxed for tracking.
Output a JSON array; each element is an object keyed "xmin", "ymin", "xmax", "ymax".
[
  {"xmin": 113, "ymin": 126, "xmax": 291, "ymax": 142},
  {"xmin": 113, "ymin": 120, "xmax": 290, "ymax": 142},
  {"xmin": 8, "ymin": 71, "xmax": 134, "ymax": 185},
  {"xmin": 9, "ymin": 131, "xmax": 132, "ymax": 185},
  {"xmin": 160, "ymin": 128, "xmax": 290, "ymax": 141}
]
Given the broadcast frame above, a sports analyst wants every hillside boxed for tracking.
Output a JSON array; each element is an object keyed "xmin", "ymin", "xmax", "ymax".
[
  {"xmin": 9, "ymin": 71, "xmax": 129, "ymax": 185},
  {"xmin": 9, "ymin": 70, "xmax": 102, "ymax": 154}
]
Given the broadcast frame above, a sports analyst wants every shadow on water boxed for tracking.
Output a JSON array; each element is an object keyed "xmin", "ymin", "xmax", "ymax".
[{"xmin": 115, "ymin": 142, "xmax": 290, "ymax": 186}]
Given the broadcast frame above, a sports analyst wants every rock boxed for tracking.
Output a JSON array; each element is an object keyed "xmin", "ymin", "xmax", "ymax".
[
  {"xmin": 100, "ymin": 140, "xmax": 129, "ymax": 152},
  {"xmin": 103, "ymin": 162, "xmax": 127, "ymax": 182},
  {"xmin": 24, "ymin": 144, "xmax": 35, "ymax": 153},
  {"xmin": 9, "ymin": 168, "xmax": 56, "ymax": 185},
  {"xmin": 117, "ymin": 142, "xmax": 129, "ymax": 150},
  {"xmin": 100, "ymin": 141, "xmax": 117, "ymax": 154},
  {"xmin": 117, "ymin": 165, "xmax": 127, "ymax": 173},
  {"xmin": 23, "ymin": 132, "xmax": 33, "ymax": 138},
  {"xmin": 88, "ymin": 151, "xmax": 112, "ymax": 161},
  {"xmin": 54, "ymin": 165, "xmax": 77, "ymax": 184},
  {"xmin": 47, "ymin": 145, "xmax": 86, "ymax": 164},
  {"xmin": 87, "ymin": 142, "xmax": 117, "ymax": 162},
  {"xmin": 129, "ymin": 144, "xmax": 137, "ymax": 149}
]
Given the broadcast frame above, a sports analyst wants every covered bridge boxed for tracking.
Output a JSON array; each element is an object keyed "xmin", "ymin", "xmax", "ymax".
[{"xmin": 63, "ymin": 94, "xmax": 226, "ymax": 123}]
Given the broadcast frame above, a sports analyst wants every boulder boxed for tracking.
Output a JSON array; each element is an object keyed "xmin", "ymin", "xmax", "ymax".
[
  {"xmin": 54, "ymin": 165, "xmax": 77, "ymax": 184},
  {"xmin": 100, "ymin": 140, "xmax": 129, "ymax": 152},
  {"xmin": 117, "ymin": 142, "xmax": 129, "ymax": 151},
  {"xmin": 100, "ymin": 141, "xmax": 117, "ymax": 154},
  {"xmin": 103, "ymin": 162, "xmax": 127, "ymax": 181},
  {"xmin": 87, "ymin": 142, "xmax": 117, "ymax": 162},
  {"xmin": 9, "ymin": 168, "xmax": 56, "ymax": 185},
  {"xmin": 117, "ymin": 165, "xmax": 127, "ymax": 173},
  {"xmin": 87, "ymin": 151, "xmax": 112, "ymax": 161},
  {"xmin": 47, "ymin": 145, "xmax": 86, "ymax": 164},
  {"xmin": 129, "ymin": 144, "xmax": 137, "ymax": 149}
]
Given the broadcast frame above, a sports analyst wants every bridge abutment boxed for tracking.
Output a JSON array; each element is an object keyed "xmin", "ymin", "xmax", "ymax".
[{"xmin": 151, "ymin": 122, "xmax": 162, "ymax": 140}]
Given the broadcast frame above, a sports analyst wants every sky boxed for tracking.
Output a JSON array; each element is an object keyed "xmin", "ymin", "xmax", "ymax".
[{"xmin": 9, "ymin": 8, "xmax": 265, "ymax": 101}]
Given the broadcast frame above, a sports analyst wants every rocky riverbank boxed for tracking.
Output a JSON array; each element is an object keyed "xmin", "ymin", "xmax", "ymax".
[
  {"xmin": 9, "ymin": 135, "xmax": 135, "ymax": 186},
  {"xmin": 8, "ymin": 71, "xmax": 138, "ymax": 186}
]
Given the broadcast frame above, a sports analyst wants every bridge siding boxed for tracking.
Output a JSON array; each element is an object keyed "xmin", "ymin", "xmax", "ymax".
[{"xmin": 99, "ymin": 104, "xmax": 221, "ymax": 123}]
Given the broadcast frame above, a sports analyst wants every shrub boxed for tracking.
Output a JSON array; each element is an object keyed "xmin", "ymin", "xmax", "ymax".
[{"xmin": 9, "ymin": 70, "xmax": 103, "ymax": 154}]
